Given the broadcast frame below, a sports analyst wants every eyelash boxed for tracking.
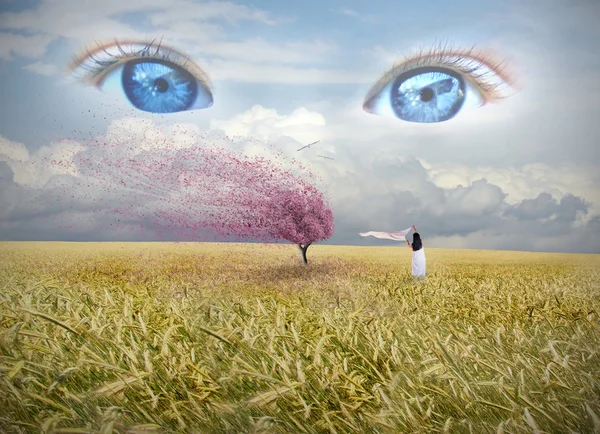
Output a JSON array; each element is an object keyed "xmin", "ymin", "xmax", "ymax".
[
  {"xmin": 68, "ymin": 37, "xmax": 212, "ymax": 90},
  {"xmin": 364, "ymin": 41, "xmax": 517, "ymax": 106}
]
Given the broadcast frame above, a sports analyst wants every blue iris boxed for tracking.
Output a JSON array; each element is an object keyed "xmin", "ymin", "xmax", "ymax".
[
  {"xmin": 390, "ymin": 67, "xmax": 465, "ymax": 123},
  {"xmin": 121, "ymin": 60, "xmax": 209, "ymax": 113}
]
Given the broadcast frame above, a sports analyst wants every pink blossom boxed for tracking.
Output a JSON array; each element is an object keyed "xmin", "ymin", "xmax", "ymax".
[{"xmin": 48, "ymin": 131, "xmax": 334, "ymax": 263}]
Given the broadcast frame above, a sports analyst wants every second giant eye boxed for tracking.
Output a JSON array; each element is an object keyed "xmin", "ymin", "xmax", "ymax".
[
  {"xmin": 363, "ymin": 46, "xmax": 516, "ymax": 124},
  {"xmin": 389, "ymin": 67, "xmax": 480, "ymax": 123},
  {"xmin": 365, "ymin": 66, "xmax": 484, "ymax": 123}
]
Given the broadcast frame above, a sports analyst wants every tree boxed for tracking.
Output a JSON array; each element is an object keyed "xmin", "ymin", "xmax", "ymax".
[{"xmin": 263, "ymin": 186, "xmax": 334, "ymax": 265}]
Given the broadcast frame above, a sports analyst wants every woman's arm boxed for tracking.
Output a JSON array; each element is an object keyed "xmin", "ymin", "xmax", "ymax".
[
  {"xmin": 412, "ymin": 225, "xmax": 417, "ymax": 232},
  {"xmin": 406, "ymin": 240, "xmax": 412, "ymax": 249}
]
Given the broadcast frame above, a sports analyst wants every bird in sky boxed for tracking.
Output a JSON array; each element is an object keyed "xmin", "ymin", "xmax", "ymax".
[
  {"xmin": 297, "ymin": 140, "xmax": 320, "ymax": 151},
  {"xmin": 316, "ymin": 155, "xmax": 335, "ymax": 160}
]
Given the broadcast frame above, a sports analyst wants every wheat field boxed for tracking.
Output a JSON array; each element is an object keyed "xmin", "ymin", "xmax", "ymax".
[{"xmin": 0, "ymin": 241, "xmax": 599, "ymax": 433}]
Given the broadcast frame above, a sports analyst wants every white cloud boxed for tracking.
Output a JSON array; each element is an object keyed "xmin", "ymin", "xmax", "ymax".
[
  {"xmin": 0, "ymin": 136, "xmax": 84, "ymax": 188},
  {"xmin": 0, "ymin": 0, "xmax": 278, "ymax": 59},
  {"xmin": 1, "ymin": 104, "xmax": 598, "ymax": 252},
  {"xmin": 193, "ymin": 39, "xmax": 338, "ymax": 65},
  {"xmin": 0, "ymin": 7, "xmax": 143, "ymax": 49},
  {"xmin": 23, "ymin": 61, "xmax": 59, "ymax": 76},
  {"xmin": 206, "ymin": 105, "xmax": 600, "ymax": 222},
  {"xmin": 0, "ymin": 32, "xmax": 53, "ymax": 60},
  {"xmin": 104, "ymin": 118, "xmax": 203, "ymax": 155},
  {"xmin": 337, "ymin": 8, "xmax": 359, "ymax": 17},
  {"xmin": 208, "ymin": 105, "xmax": 333, "ymax": 173},
  {"xmin": 0, "ymin": 137, "xmax": 29, "ymax": 162},
  {"xmin": 145, "ymin": 0, "xmax": 278, "ymax": 27},
  {"xmin": 444, "ymin": 180, "xmax": 507, "ymax": 216},
  {"xmin": 205, "ymin": 105, "xmax": 600, "ymax": 252},
  {"xmin": 204, "ymin": 58, "xmax": 372, "ymax": 84},
  {"xmin": 210, "ymin": 105, "xmax": 326, "ymax": 144},
  {"xmin": 419, "ymin": 159, "xmax": 600, "ymax": 221},
  {"xmin": 332, "ymin": 7, "xmax": 378, "ymax": 23},
  {"xmin": 0, "ymin": 0, "xmax": 276, "ymax": 37},
  {"xmin": 0, "ymin": 0, "xmax": 351, "ymax": 84}
]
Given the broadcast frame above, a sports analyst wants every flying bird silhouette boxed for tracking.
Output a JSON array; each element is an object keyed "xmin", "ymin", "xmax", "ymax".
[
  {"xmin": 297, "ymin": 140, "xmax": 320, "ymax": 151},
  {"xmin": 316, "ymin": 155, "xmax": 335, "ymax": 160}
]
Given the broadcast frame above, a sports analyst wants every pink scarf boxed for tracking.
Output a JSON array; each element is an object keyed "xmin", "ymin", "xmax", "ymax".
[{"xmin": 359, "ymin": 227, "xmax": 412, "ymax": 241}]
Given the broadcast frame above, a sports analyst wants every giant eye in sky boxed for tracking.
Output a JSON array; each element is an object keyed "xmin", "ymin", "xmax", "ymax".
[
  {"xmin": 363, "ymin": 44, "xmax": 517, "ymax": 123},
  {"xmin": 68, "ymin": 38, "xmax": 213, "ymax": 114}
]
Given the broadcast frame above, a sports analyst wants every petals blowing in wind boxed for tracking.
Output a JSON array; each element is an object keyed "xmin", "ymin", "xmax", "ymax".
[{"xmin": 46, "ymin": 131, "xmax": 333, "ymax": 264}]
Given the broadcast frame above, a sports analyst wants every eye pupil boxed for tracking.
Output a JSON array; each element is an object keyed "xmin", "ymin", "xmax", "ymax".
[
  {"xmin": 390, "ymin": 67, "xmax": 465, "ymax": 123},
  {"xmin": 153, "ymin": 78, "xmax": 169, "ymax": 93},
  {"xmin": 420, "ymin": 87, "xmax": 434, "ymax": 102}
]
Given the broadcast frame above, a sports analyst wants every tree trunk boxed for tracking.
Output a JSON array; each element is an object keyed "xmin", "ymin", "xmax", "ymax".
[{"xmin": 297, "ymin": 243, "xmax": 311, "ymax": 265}]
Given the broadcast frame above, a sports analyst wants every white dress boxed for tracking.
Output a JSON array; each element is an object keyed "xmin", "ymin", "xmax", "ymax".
[{"xmin": 412, "ymin": 248, "xmax": 426, "ymax": 278}]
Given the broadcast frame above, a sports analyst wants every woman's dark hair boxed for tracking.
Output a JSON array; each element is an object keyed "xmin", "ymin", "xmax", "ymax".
[{"xmin": 412, "ymin": 233, "xmax": 423, "ymax": 251}]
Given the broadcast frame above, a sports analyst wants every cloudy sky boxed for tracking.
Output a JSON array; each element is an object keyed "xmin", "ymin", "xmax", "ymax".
[{"xmin": 0, "ymin": 0, "xmax": 599, "ymax": 253}]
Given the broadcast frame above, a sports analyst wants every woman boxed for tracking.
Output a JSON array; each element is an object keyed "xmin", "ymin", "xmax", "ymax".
[{"xmin": 406, "ymin": 225, "xmax": 426, "ymax": 278}]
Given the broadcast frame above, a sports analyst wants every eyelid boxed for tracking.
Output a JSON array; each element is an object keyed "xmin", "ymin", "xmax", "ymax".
[
  {"xmin": 68, "ymin": 38, "xmax": 213, "ymax": 90},
  {"xmin": 364, "ymin": 43, "xmax": 518, "ymax": 111}
]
